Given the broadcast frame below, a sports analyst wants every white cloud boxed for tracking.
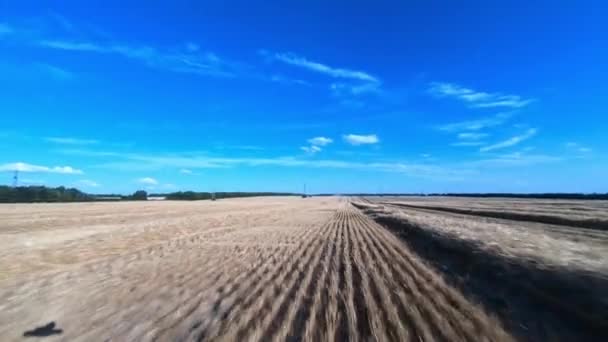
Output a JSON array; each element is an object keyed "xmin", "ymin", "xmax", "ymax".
[
  {"xmin": 308, "ymin": 137, "xmax": 333, "ymax": 146},
  {"xmin": 343, "ymin": 134, "xmax": 379, "ymax": 145},
  {"xmin": 0, "ymin": 162, "xmax": 83, "ymax": 174},
  {"xmin": 179, "ymin": 168, "xmax": 193, "ymax": 174},
  {"xmin": 480, "ymin": 128, "xmax": 537, "ymax": 152},
  {"xmin": 429, "ymin": 82, "xmax": 533, "ymax": 108},
  {"xmin": 438, "ymin": 112, "xmax": 514, "ymax": 132},
  {"xmin": 137, "ymin": 177, "xmax": 158, "ymax": 185},
  {"xmin": 268, "ymin": 51, "xmax": 379, "ymax": 83},
  {"xmin": 77, "ymin": 179, "xmax": 100, "ymax": 187},
  {"xmin": 300, "ymin": 145, "xmax": 322, "ymax": 154},
  {"xmin": 458, "ymin": 132, "xmax": 488, "ymax": 140},
  {"xmin": 46, "ymin": 137, "xmax": 99, "ymax": 145}
]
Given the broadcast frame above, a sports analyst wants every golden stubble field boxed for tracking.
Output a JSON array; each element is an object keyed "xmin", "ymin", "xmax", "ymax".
[
  {"xmin": 0, "ymin": 197, "xmax": 511, "ymax": 341},
  {"xmin": 359, "ymin": 196, "xmax": 608, "ymax": 341}
]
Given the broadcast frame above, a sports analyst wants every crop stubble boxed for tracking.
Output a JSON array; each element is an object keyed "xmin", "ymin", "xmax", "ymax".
[{"xmin": 0, "ymin": 197, "xmax": 510, "ymax": 341}]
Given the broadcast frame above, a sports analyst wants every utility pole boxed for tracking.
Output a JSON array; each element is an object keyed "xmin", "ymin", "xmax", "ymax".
[{"xmin": 12, "ymin": 170, "xmax": 18, "ymax": 188}]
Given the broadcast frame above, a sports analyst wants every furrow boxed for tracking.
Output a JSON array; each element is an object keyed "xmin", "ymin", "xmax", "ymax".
[
  {"xmin": 334, "ymin": 212, "xmax": 350, "ymax": 341},
  {"xmin": 300, "ymin": 218, "xmax": 341, "ymax": 341},
  {"xmin": 347, "ymin": 207, "xmax": 392, "ymax": 341},
  {"xmin": 149, "ymin": 244, "xmax": 286, "ymax": 341},
  {"xmin": 225, "ymin": 219, "xmax": 333, "ymax": 340},
  {"xmin": 344, "ymin": 209, "xmax": 372, "ymax": 341},
  {"xmin": 257, "ymin": 219, "xmax": 334, "ymax": 341},
  {"xmin": 279, "ymin": 219, "xmax": 338, "ymax": 341},
  {"xmin": 354, "ymin": 209, "xmax": 495, "ymax": 341},
  {"xmin": 349, "ymin": 209, "xmax": 439, "ymax": 341},
  {"xmin": 326, "ymin": 212, "xmax": 345, "ymax": 341},
  {"xmin": 349, "ymin": 207, "xmax": 410, "ymax": 341},
  {"xmin": 364, "ymin": 215, "xmax": 506, "ymax": 340},
  {"xmin": 203, "ymin": 222, "xmax": 330, "ymax": 340},
  {"xmin": 192, "ymin": 224, "xmax": 319, "ymax": 339},
  {"xmin": 79, "ymin": 247, "xmax": 238, "ymax": 340},
  {"xmin": 107, "ymin": 245, "xmax": 261, "ymax": 340}
]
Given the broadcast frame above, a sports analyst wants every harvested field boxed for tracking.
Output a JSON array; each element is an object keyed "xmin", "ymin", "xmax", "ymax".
[
  {"xmin": 358, "ymin": 197, "xmax": 608, "ymax": 341},
  {"xmin": 0, "ymin": 197, "xmax": 511, "ymax": 341},
  {"xmin": 374, "ymin": 196, "xmax": 608, "ymax": 230}
]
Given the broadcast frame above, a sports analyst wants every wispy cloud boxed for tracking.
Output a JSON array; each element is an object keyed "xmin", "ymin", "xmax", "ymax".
[
  {"xmin": 438, "ymin": 112, "xmax": 514, "ymax": 132},
  {"xmin": 46, "ymin": 137, "xmax": 99, "ymax": 145},
  {"xmin": 457, "ymin": 132, "xmax": 488, "ymax": 140},
  {"xmin": 343, "ymin": 134, "xmax": 379, "ymax": 145},
  {"xmin": 300, "ymin": 145, "xmax": 322, "ymax": 154},
  {"xmin": 308, "ymin": 137, "xmax": 333, "ymax": 146},
  {"xmin": 467, "ymin": 152, "xmax": 561, "ymax": 167},
  {"xmin": 185, "ymin": 42, "xmax": 199, "ymax": 52},
  {"xmin": 565, "ymin": 142, "xmax": 592, "ymax": 155},
  {"xmin": 266, "ymin": 51, "xmax": 378, "ymax": 83},
  {"xmin": 451, "ymin": 141, "xmax": 486, "ymax": 147},
  {"xmin": 330, "ymin": 82, "xmax": 381, "ymax": 96},
  {"xmin": 269, "ymin": 74, "xmax": 311, "ymax": 86},
  {"xmin": 137, "ymin": 177, "xmax": 158, "ymax": 185},
  {"xmin": 429, "ymin": 82, "xmax": 533, "ymax": 108},
  {"xmin": 38, "ymin": 39, "xmax": 236, "ymax": 77},
  {"xmin": 480, "ymin": 128, "xmax": 537, "ymax": 152},
  {"xmin": 451, "ymin": 132, "xmax": 488, "ymax": 147},
  {"xmin": 39, "ymin": 40, "xmax": 101, "ymax": 51},
  {"xmin": 76, "ymin": 179, "xmax": 100, "ymax": 187},
  {"xmin": 60, "ymin": 146, "xmax": 571, "ymax": 181},
  {"xmin": 179, "ymin": 168, "xmax": 193, "ymax": 174},
  {"xmin": 0, "ymin": 162, "xmax": 83, "ymax": 174},
  {"xmin": 60, "ymin": 148, "xmax": 473, "ymax": 179},
  {"xmin": 37, "ymin": 63, "xmax": 74, "ymax": 80},
  {"xmin": 300, "ymin": 136, "xmax": 333, "ymax": 155},
  {"xmin": 48, "ymin": 11, "xmax": 75, "ymax": 32}
]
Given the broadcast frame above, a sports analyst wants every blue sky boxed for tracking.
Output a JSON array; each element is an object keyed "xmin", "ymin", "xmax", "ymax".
[{"xmin": 1, "ymin": 1, "xmax": 606, "ymax": 194}]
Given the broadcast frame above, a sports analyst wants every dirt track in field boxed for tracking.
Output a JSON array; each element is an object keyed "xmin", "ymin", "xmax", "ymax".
[{"xmin": 0, "ymin": 197, "xmax": 510, "ymax": 341}]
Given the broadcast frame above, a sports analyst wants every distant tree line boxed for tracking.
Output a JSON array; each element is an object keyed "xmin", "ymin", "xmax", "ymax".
[
  {"xmin": 321, "ymin": 193, "xmax": 608, "ymax": 200},
  {"xmin": 0, "ymin": 186, "xmax": 93, "ymax": 203},
  {"xmin": 428, "ymin": 193, "xmax": 608, "ymax": 200},
  {"xmin": 0, "ymin": 186, "xmax": 152, "ymax": 203},
  {"xmin": 0, "ymin": 186, "xmax": 299, "ymax": 203},
  {"xmin": 3, "ymin": 185, "xmax": 606, "ymax": 203},
  {"xmin": 158, "ymin": 191, "xmax": 298, "ymax": 200}
]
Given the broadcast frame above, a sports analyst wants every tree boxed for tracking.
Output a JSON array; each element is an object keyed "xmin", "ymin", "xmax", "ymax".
[{"xmin": 131, "ymin": 190, "xmax": 148, "ymax": 200}]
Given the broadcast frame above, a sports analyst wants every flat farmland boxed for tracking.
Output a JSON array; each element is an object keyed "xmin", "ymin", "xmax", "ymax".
[
  {"xmin": 360, "ymin": 196, "xmax": 608, "ymax": 341},
  {"xmin": 0, "ymin": 197, "xmax": 510, "ymax": 341}
]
